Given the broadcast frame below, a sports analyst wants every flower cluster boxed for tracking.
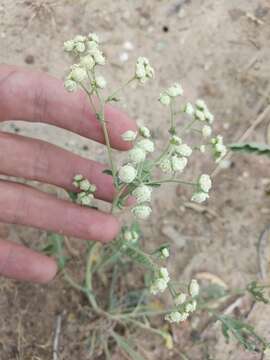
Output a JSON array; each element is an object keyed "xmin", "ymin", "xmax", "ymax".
[
  {"xmin": 135, "ymin": 57, "xmax": 155, "ymax": 83},
  {"xmin": 191, "ymin": 174, "xmax": 212, "ymax": 203},
  {"xmin": 159, "ymin": 83, "xmax": 183, "ymax": 106},
  {"xmin": 211, "ymin": 135, "xmax": 227, "ymax": 162},
  {"xmin": 165, "ymin": 279, "xmax": 200, "ymax": 323},
  {"xmin": 64, "ymin": 33, "xmax": 106, "ymax": 92},
  {"xmin": 150, "ymin": 267, "xmax": 170, "ymax": 295},
  {"xmin": 73, "ymin": 174, "xmax": 96, "ymax": 206}
]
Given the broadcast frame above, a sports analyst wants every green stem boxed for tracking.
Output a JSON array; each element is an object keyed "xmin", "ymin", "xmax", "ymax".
[
  {"xmin": 106, "ymin": 77, "xmax": 135, "ymax": 102},
  {"xmin": 146, "ymin": 179, "xmax": 196, "ymax": 186}
]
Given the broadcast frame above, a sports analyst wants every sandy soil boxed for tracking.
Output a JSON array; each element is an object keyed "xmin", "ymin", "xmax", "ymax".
[{"xmin": 0, "ymin": 0, "xmax": 270, "ymax": 359}]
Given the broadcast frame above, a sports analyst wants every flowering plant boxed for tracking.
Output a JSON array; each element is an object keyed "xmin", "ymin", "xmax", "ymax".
[{"xmin": 45, "ymin": 32, "xmax": 270, "ymax": 357}]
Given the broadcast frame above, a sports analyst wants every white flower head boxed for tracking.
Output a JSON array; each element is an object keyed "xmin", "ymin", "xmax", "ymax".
[
  {"xmin": 70, "ymin": 65, "xmax": 87, "ymax": 83},
  {"xmin": 139, "ymin": 126, "xmax": 151, "ymax": 138},
  {"xmin": 212, "ymin": 135, "xmax": 227, "ymax": 162},
  {"xmin": 159, "ymin": 92, "xmax": 171, "ymax": 106},
  {"xmin": 137, "ymin": 139, "xmax": 154, "ymax": 153},
  {"xmin": 160, "ymin": 267, "xmax": 170, "ymax": 282},
  {"xmin": 75, "ymin": 41, "xmax": 86, "ymax": 53},
  {"xmin": 135, "ymin": 57, "xmax": 154, "ymax": 83},
  {"xmin": 64, "ymin": 79, "xmax": 78, "ymax": 92},
  {"xmin": 199, "ymin": 174, "xmax": 212, "ymax": 193},
  {"xmin": 175, "ymin": 144, "xmax": 192, "ymax": 157},
  {"xmin": 202, "ymin": 125, "xmax": 212, "ymax": 138},
  {"xmin": 150, "ymin": 278, "xmax": 168, "ymax": 295},
  {"xmin": 205, "ymin": 109, "xmax": 214, "ymax": 124},
  {"xmin": 132, "ymin": 185, "xmax": 152, "ymax": 203},
  {"xmin": 165, "ymin": 311, "xmax": 189, "ymax": 323},
  {"xmin": 195, "ymin": 109, "xmax": 206, "ymax": 122},
  {"xmin": 159, "ymin": 158, "xmax": 172, "ymax": 173},
  {"xmin": 128, "ymin": 147, "xmax": 146, "ymax": 164},
  {"xmin": 167, "ymin": 83, "xmax": 183, "ymax": 97},
  {"xmin": 93, "ymin": 49, "xmax": 106, "ymax": 65},
  {"xmin": 77, "ymin": 192, "xmax": 94, "ymax": 206},
  {"xmin": 80, "ymin": 54, "xmax": 95, "ymax": 70},
  {"xmin": 160, "ymin": 247, "xmax": 170, "ymax": 259},
  {"xmin": 200, "ymin": 145, "xmax": 206, "ymax": 153},
  {"xmin": 118, "ymin": 164, "xmax": 137, "ymax": 183},
  {"xmin": 171, "ymin": 156, "xmax": 188, "ymax": 173},
  {"xmin": 185, "ymin": 300, "xmax": 197, "ymax": 313},
  {"xmin": 95, "ymin": 75, "xmax": 107, "ymax": 89},
  {"xmin": 170, "ymin": 135, "xmax": 182, "ymax": 145},
  {"xmin": 79, "ymin": 179, "xmax": 91, "ymax": 191},
  {"xmin": 191, "ymin": 192, "xmax": 209, "ymax": 203},
  {"xmin": 196, "ymin": 99, "xmax": 207, "ymax": 111},
  {"xmin": 64, "ymin": 40, "xmax": 74, "ymax": 52},
  {"xmin": 88, "ymin": 32, "xmax": 99, "ymax": 43},
  {"xmin": 184, "ymin": 102, "xmax": 194, "ymax": 116},
  {"xmin": 175, "ymin": 293, "xmax": 187, "ymax": 306},
  {"xmin": 189, "ymin": 279, "xmax": 200, "ymax": 297},
  {"xmin": 121, "ymin": 130, "xmax": 137, "ymax": 142},
  {"xmin": 132, "ymin": 205, "xmax": 152, "ymax": 220}
]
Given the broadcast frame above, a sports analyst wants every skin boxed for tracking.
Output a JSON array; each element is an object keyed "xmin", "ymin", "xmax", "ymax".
[{"xmin": 0, "ymin": 64, "xmax": 137, "ymax": 284}]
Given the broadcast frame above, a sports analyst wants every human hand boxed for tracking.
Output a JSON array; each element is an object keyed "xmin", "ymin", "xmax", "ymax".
[{"xmin": 0, "ymin": 65, "xmax": 136, "ymax": 284}]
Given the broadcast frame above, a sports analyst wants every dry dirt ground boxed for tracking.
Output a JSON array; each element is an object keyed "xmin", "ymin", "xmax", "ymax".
[{"xmin": 0, "ymin": 0, "xmax": 270, "ymax": 359}]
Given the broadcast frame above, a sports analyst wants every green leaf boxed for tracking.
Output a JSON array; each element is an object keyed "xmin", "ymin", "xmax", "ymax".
[
  {"xmin": 229, "ymin": 143, "xmax": 270, "ymax": 156},
  {"xmin": 125, "ymin": 245, "xmax": 156, "ymax": 271},
  {"xmin": 111, "ymin": 333, "xmax": 145, "ymax": 360},
  {"xmin": 67, "ymin": 191, "xmax": 78, "ymax": 202},
  {"xmin": 44, "ymin": 233, "xmax": 69, "ymax": 270},
  {"xmin": 103, "ymin": 169, "xmax": 113, "ymax": 176}
]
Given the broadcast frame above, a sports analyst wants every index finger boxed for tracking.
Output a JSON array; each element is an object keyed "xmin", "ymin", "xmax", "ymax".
[{"xmin": 0, "ymin": 64, "xmax": 137, "ymax": 150}]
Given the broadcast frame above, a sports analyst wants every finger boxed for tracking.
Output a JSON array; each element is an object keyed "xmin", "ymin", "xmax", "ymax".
[
  {"xmin": 0, "ymin": 64, "xmax": 137, "ymax": 150},
  {"xmin": 0, "ymin": 180, "xmax": 120, "ymax": 243},
  {"xmin": 0, "ymin": 238, "xmax": 57, "ymax": 283},
  {"xmin": 0, "ymin": 131, "xmax": 115, "ymax": 202}
]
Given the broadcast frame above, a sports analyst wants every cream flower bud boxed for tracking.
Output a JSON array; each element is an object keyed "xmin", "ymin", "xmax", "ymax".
[
  {"xmin": 95, "ymin": 75, "xmax": 107, "ymax": 89},
  {"xmin": 75, "ymin": 42, "xmax": 85, "ymax": 53},
  {"xmin": 196, "ymin": 99, "xmax": 207, "ymax": 111},
  {"xmin": 77, "ymin": 192, "xmax": 94, "ymax": 206},
  {"xmin": 175, "ymin": 144, "xmax": 192, "ymax": 157},
  {"xmin": 93, "ymin": 50, "xmax": 106, "ymax": 65},
  {"xmin": 118, "ymin": 164, "xmax": 137, "ymax": 183},
  {"xmin": 167, "ymin": 83, "xmax": 183, "ymax": 97},
  {"xmin": 175, "ymin": 293, "xmax": 187, "ymax": 306},
  {"xmin": 159, "ymin": 92, "xmax": 171, "ymax": 106},
  {"xmin": 86, "ymin": 40, "xmax": 99, "ymax": 53},
  {"xmin": 64, "ymin": 40, "xmax": 74, "ymax": 52},
  {"xmin": 159, "ymin": 158, "xmax": 172, "ymax": 173},
  {"xmin": 205, "ymin": 109, "xmax": 214, "ymax": 124},
  {"xmin": 79, "ymin": 179, "xmax": 91, "ymax": 191},
  {"xmin": 171, "ymin": 156, "xmax": 188, "ymax": 172},
  {"xmin": 80, "ymin": 54, "xmax": 95, "ymax": 70},
  {"xmin": 135, "ymin": 57, "xmax": 154, "ymax": 83},
  {"xmin": 139, "ymin": 126, "xmax": 151, "ymax": 138},
  {"xmin": 160, "ymin": 247, "xmax": 170, "ymax": 259},
  {"xmin": 170, "ymin": 135, "xmax": 182, "ymax": 145},
  {"xmin": 185, "ymin": 300, "xmax": 197, "ymax": 313},
  {"xmin": 195, "ymin": 109, "xmax": 206, "ymax": 121},
  {"xmin": 191, "ymin": 192, "xmax": 209, "ymax": 203},
  {"xmin": 184, "ymin": 102, "xmax": 194, "ymax": 116},
  {"xmin": 89, "ymin": 184, "xmax": 97, "ymax": 193},
  {"xmin": 200, "ymin": 145, "xmax": 206, "ymax": 153},
  {"xmin": 121, "ymin": 130, "xmax": 137, "ymax": 141},
  {"xmin": 199, "ymin": 174, "xmax": 212, "ymax": 193},
  {"xmin": 74, "ymin": 35, "xmax": 86, "ymax": 42},
  {"xmin": 137, "ymin": 139, "xmax": 154, "ymax": 153},
  {"xmin": 74, "ymin": 174, "xmax": 83, "ymax": 181},
  {"xmin": 189, "ymin": 279, "xmax": 200, "ymax": 297},
  {"xmin": 88, "ymin": 32, "xmax": 99, "ymax": 43},
  {"xmin": 70, "ymin": 66, "xmax": 87, "ymax": 83},
  {"xmin": 64, "ymin": 79, "xmax": 77, "ymax": 92},
  {"xmin": 132, "ymin": 185, "xmax": 152, "ymax": 203},
  {"xmin": 132, "ymin": 205, "xmax": 152, "ymax": 220},
  {"xmin": 128, "ymin": 147, "xmax": 146, "ymax": 164},
  {"xmin": 202, "ymin": 125, "xmax": 212, "ymax": 138},
  {"xmin": 150, "ymin": 278, "xmax": 168, "ymax": 295},
  {"xmin": 165, "ymin": 311, "xmax": 189, "ymax": 323},
  {"xmin": 160, "ymin": 267, "xmax": 170, "ymax": 282}
]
